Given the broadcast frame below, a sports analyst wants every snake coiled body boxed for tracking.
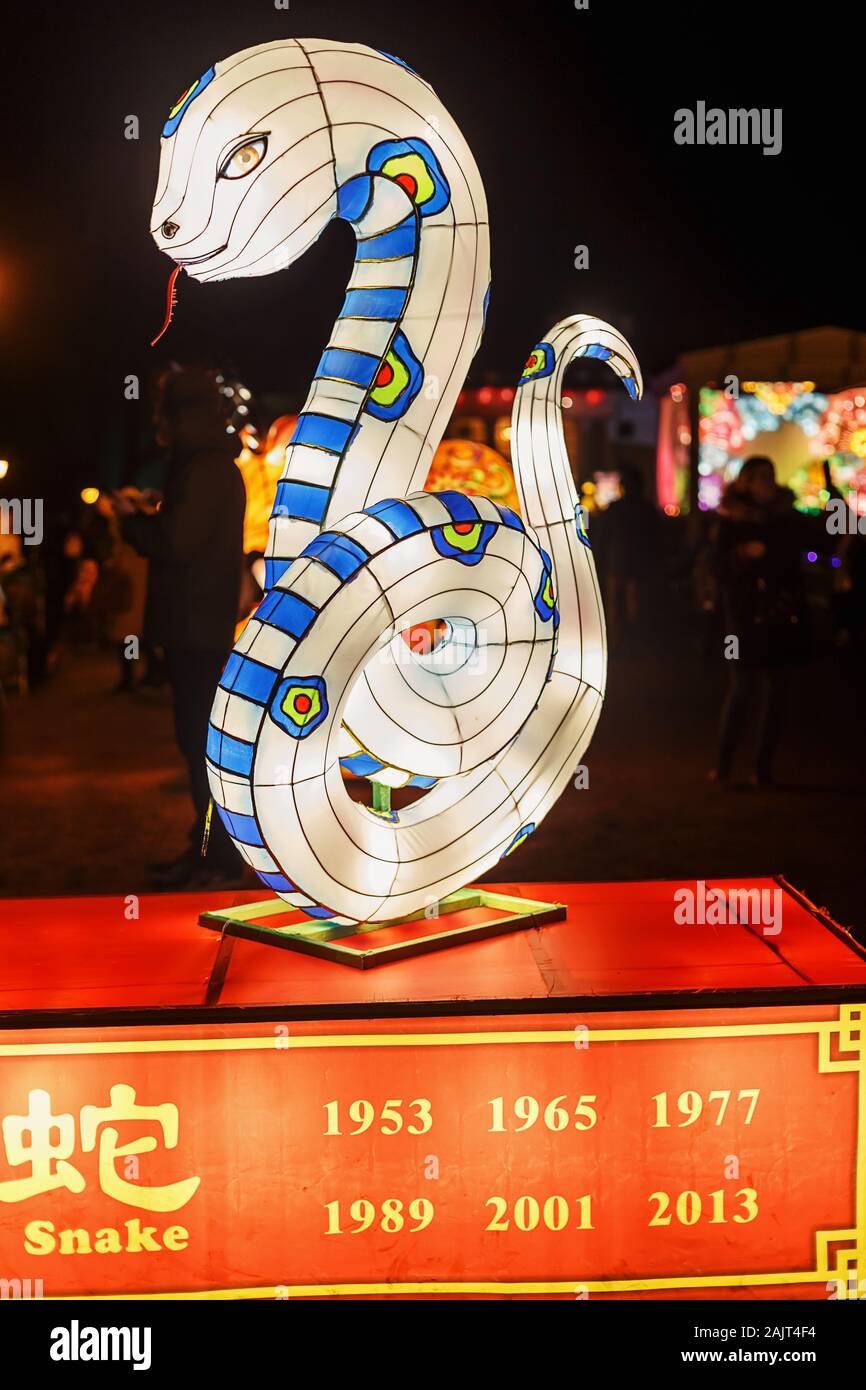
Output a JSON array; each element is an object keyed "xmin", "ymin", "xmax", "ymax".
[{"xmin": 151, "ymin": 38, "xmax": 642, "ymax": 924}]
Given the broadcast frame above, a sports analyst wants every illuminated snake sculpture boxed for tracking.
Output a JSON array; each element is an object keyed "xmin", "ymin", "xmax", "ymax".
[{"xmin": 150, "ymin": 38, "xmax": 642, "ymax": 926}]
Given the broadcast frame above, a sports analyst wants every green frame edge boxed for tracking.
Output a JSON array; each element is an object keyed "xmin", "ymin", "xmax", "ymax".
[{"xmin": 198, "ymin": 889, "xmax": 568, "ymax": 970}]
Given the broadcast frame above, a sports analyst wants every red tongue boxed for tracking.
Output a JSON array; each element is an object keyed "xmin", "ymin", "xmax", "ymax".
[{"xmin": 150, "ymin": 264, "xmax": 183, "ymax": 346}]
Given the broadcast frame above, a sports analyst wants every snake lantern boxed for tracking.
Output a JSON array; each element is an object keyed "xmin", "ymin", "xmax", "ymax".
[{"xmin": 150, "ymin": 38, "xmax": 642, "ymax": 926}]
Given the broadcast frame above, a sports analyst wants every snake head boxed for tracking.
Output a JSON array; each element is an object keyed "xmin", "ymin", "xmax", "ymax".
[{"xmin": 150, "ymin": 44, "xmax": 338, "ymax": 282}]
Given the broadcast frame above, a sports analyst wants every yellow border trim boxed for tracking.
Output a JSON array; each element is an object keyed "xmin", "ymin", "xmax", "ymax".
[
  {"xmin": 56, "ymin": 1269, "xmax": 837, "ymax": 1301},
  {"xmin": 0, "ymin": 1020, "xmax": 843, "ymax": 1057}
]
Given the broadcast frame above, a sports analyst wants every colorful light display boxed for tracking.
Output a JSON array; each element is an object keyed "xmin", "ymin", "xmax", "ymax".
[
  {"xmin": 808, "ymin": 387, "xmax": 866, "ymax": 517},
  {"xmin": 150, "ymin": 39, "xmax": 641, "ymax": 927},
  {"xmin": 656, "ymin": 384, "xmax": 690, "ymax": 515},
  {"xmin": 691, "ymin": 381, "xmax": 866, "ymax": 512}
]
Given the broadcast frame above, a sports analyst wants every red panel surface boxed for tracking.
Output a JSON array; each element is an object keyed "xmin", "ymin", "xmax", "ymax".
[
  {"xmin": 0, "ymin": 1004, "xmax": 862, "ymax": 1299},
  {"xmin": 0, "ymin": 879, "xmax": 864, "ymax": 1017}
]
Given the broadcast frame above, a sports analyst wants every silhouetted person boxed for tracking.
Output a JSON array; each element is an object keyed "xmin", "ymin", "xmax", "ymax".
[
  {"xmin": 116, "ymin": 366, "xmax": 245, "ymax": 885},
  {"xmin": 601, "ymin": 465, "xmax": 662, "ymax": 650},
  {"xmin": 711, "ymin": 456, "xmax": 808, "ymax": 786}
]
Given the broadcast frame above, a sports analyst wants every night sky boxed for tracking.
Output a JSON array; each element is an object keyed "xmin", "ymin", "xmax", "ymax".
[{"xmin": 2, "ymin": 0, "xmax": 861, "ymax": 504}]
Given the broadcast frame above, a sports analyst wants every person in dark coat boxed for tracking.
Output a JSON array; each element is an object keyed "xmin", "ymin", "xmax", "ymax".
[
  {"xmin": 711, "ymin": 456, "xmax": 809, "ymax": 786},
  {"xmin": 598, "ymin": 465, "xmax": 663, "ymax": 652},
  {"xmin": 115, "ymin": 366, "xmax": 246, "ymax": 885}
]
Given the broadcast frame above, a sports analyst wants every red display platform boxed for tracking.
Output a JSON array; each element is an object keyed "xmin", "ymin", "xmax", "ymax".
[
  {"xmin": 3, "ymin": 876, "xmax": 866, "ymax": 1020},
  {"xmin": 0, "ymin": 877, "xmax": 864, "ymax": 1301}
]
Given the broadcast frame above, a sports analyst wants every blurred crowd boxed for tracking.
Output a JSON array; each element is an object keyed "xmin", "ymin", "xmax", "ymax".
[
  {"xmin": 3, "ymin": 367, "xmax": 866, "ymax": 889},
  {"xmin": 1, "ymin": 365, "xmax": 253, "ymax": 888},
  {"xmin": 0, "ymin": 501, "xmax": 148, "ymax": 694},
  {"xmin": 593, "ymin": 456, "xmax": 866, "ymax": 785}
]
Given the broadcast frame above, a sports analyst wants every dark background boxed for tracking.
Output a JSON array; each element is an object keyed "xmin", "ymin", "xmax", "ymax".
[{"xmin": 1, "ymin": 0, "xmax": 861, "ymax": 503}]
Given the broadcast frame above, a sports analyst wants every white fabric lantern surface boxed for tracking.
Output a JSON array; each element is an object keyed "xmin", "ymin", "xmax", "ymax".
[{"xmin": 151, "ymin": 39, "xmax": 642, "ymax": 925}]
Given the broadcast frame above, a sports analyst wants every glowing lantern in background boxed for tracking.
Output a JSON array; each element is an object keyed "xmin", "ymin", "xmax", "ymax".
[
  {"xmin": 234, "ymin": 415, "xmax": 297, "ymax": 555},
  {"xmin": 424, "ymin": 438, "xmax": 520, "ymax": 513}
]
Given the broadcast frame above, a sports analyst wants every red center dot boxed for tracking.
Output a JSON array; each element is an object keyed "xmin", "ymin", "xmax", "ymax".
[
  {"xmin": 395, "ymin": 172, "xmax": 418, "ymax": 198},
  {"xmin": 453, "ymin": 522, "xmax": 475, "ymax": 534},
  {"xmin": 375, "ymin": 360, "xmax": 394, "ymax": 388},
  {"xmin": 294, "ymin": 693, "xmax": 313, "ymax": 714}
]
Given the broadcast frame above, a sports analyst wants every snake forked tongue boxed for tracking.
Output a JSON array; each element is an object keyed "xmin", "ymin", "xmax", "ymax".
[{"xmin": 150, "ymin": 264, "xmax": 183, "ymax": 347}]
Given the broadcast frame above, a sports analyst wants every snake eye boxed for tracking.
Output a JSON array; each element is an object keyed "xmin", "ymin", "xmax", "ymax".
[{"xmin": 219, "ymin": 135, "xmax": 267, "ymax": 181}]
